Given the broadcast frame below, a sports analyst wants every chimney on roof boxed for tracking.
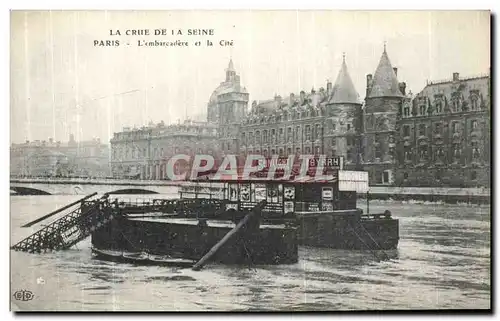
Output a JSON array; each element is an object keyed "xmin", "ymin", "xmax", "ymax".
[
  {"xmin": 289, "ymin": 93, "xmax": 295, "ymax": 104},
  {"xmin": 399, "ymin": 82, "xmax": 407, "ymax": 96},
  {"xmin": 49, "ymin": 138, "xmax": 53, "ymax": 144},
  {"xmin": 25, "ymin": 140, "xmax": 29, "ymax": 144},
  {"xmin": 300, "ymin": 91, "xmax": 305, "ymax": 105},
  {"xmin": 453, "ymin": 72, "xmax": 460, "ymax": 81},
  {"xmin": 327, "ymin": 80, "xmax": 332, "ymax": 96},
  {"xmin": 393, "ymin": 68, "xmax": 398, "ymax": 77},
  {"xmin": 366, "ymin": 74, "xmax": 373, "ymax": 97}
]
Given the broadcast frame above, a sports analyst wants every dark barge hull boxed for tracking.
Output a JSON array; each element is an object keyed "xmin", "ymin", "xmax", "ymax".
[
  {"xmin": 91, "ymin": 216, "xmax": 298, "ymax": 265},
  {"xmin": 296, "ymin": 210, "xmax": 399, "ymax": 250}
]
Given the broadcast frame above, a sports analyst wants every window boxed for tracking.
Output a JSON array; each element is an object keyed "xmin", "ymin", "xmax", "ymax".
[
  {"xmin": 271, "ymin": 129, "xmax": 276, "ymax": 142},
  {"xmin": 435, "ymin": 147, "xmax": 445, "ymax": 162},
  {"xmin": 287, "ymin": 127, "xmax": 292, "ymax": 142},
  {"xmin": 295, "ymin": 126, "xmax": 300, "ymax": 140},
  {"xmin": 419, "ymin": 124, "xmax": 426, "ymax": 136},
  {"xmin": 383, "ymin": 171, "xmax": 389, "ymax": 184},
  {"xmin": 305, "ymin": 147, "xmax": 311, "ymax": 154},
  {"xmin": 161, "ymin": 148, "xmax": 164, "ymax": 157},
  {"xmin": 419, "ymin": 147, "xmax": 428, "ymax": 161},
  {"xmin": 404, "ymin": 146, "xmax": 411, "ymax": 162},
  {"xmin": 452, "ymin": 122, "xmax": 459, "ymax": 133},
  {"xmin": 287, "ymin": 148, "xmax": 292, "ymax": 156},
  {"xmin": 403, "ymin": 125, "xmax": 410, "ymax": 137},
  {"xmin": 435, "ymin": 171, "xmax": 442, "ymax": 180},
  {"xmin": 241, "ymin": 132, "xmax": 246, "ymax": 144},
  {"xmin": 470, "ymin": 120, "xmax": 478, "ymax": 133},
  {"xmin": 472, "ymin": 141, "xmax": 480, "ymax": 159},
  {"xmin": 256, "ymin": 131, "xmax": 261, "ymax": 144},
  {"xmin": 436, "ymin": 101, "xmax": 443, "ymax": 114},
  {"xmin": 471, "ymin": 171, "xmax": 477, "ymax": 180},
  {"xmin": 375, "ymin": 141, "xmax": 382, "ymax": 159},
  {"xmin": 434, "ymin": 123, "xmax": 442, "ymax": 135},
  {"xmin": 403, "ymin": 172, "xmax": 409, "ymax": 179},
  {"xmin": 471, "ymin": 97, "xmax": 478, "ymax": 110},
  {"xmin": 452, "ymin": 143, "xmax": 461, "ymax": 161},
  {"xmin": 420, "ymin": 105, "xmax": 426, "ymax": 115},
  {"xmin": 263, "ymin": 130, "xmax": 268, "ymax": 143},
  {"xmin": 403, "ymin": 105, "xmax": 410, "ymax": 117},
  {"xmin": 305, "ymin": 125, "xmax": 311, "ymax": 140},
  {"xmin": 347, "ymin": 123, "xmax": 351, "ymax": 131},
  {"xmin": 332, "ymin": 139, "xmax": 337, "ymax": 147},
  {"xmin": 332, "ymin": 124, "xmax": 336, "ymax": 131}
]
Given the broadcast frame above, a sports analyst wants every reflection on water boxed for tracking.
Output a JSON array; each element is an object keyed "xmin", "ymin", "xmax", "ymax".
[{"xmin": 10, "ymin": 195, "xmax": 490, "ymax": 311}]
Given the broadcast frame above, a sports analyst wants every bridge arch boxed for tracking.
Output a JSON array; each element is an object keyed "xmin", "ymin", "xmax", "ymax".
[
  {"xmin": 107, "ymin": 188, "xmax": 159, "ymax": 195},
  {"xmin": 10, "ymin": 186, "xmax": 52, "ymax": 195}
]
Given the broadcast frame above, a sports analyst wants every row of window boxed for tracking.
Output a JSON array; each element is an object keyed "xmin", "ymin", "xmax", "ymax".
[
  {"xmin": 112, "ymin": 146, "xmax": 214, "ymax": 160},
  {"xmin": 402, "ymin": 170, "xmax": 478, "ymax": 181},
  {"xmin": 244, "ymin": 107, "xmax": 327, "ymax": 125},
  {"xmin": 402, "ymin": 142, "xmax": 483, "ymax": 162},
  {"xmin": 402, "ymin": 119, "xmax": 480, "ymax": 137},
  {"xmin": 240, "ymin": 124, "xmax": 324, "ymax": 145},
  {"xmin": 402, "ymin": 94, "xmax": 484, "ymax": 117}
]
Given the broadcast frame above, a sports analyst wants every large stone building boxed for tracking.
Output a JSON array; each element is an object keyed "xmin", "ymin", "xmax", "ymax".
[
  {"xmin": 235, "ymin": 54, "xmax": 362, "ymax": 171},
  {"xmin": 110, "ymin": 47, "xmax": 490, "ymax": 187},
  {"xmin": 394, "ymin": 72, "xmax": 491, "ymax": 187},
  {"xmin": 110, "ymin": 120, "xmax": 219, "ymax": 180},
  {"xmin": 10, "ymin": 135, "xmax": 110, "ymax": 178}
]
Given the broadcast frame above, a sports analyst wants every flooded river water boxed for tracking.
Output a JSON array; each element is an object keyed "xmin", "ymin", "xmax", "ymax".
[{"xmin": 10, "ymin": 192, "xmax": 490, "ymax": 311}]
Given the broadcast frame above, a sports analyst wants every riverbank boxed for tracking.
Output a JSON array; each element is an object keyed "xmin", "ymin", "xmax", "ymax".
[
  {"xmin": 10, "ymin": 177, "xmax": 490, "ymax": 204},
  {"xmin": 361, "ymin": 186, "xmax": 490, "ymax": 204}
]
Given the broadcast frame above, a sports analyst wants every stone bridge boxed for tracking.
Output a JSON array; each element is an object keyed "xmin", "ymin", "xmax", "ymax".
[{"xmin": 10, "ymin": 178, "xmax": 189, "ymax": 195}]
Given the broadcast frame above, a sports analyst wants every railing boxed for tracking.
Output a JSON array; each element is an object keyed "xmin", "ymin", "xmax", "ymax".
[{"xmin": 12, "ymin": 196, "xmax": 118, "ymax": 253}]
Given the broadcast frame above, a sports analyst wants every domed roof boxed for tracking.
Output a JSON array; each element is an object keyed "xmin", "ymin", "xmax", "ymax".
[{"xmin": 209, "ymin": 82, "xmax": 238, "ymax": 103}]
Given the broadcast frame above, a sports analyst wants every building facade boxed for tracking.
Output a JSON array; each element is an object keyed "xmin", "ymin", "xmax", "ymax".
[
  {"xmin": 110, "ymin": 120, "xmax": 219, "ymax": 180},
  {"xmin": 109, "ymin": 49, "xmax": 491, "ymax": 187},
  {"xmin": 10, "ymin": 135, "xmax": 110, "ymax": 178},
  {"xmin": 394, "ymin": 72, "xmax": 491, "ymax": 187},
  {"xmin": 235, "ymin": 54, "xmax": 362, "ymax": 171}
]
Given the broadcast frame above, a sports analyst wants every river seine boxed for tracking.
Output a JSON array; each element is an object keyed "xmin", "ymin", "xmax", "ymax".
[{"xmin": 10, "ymin": 191, "xmax": 490, "ymax": 311}]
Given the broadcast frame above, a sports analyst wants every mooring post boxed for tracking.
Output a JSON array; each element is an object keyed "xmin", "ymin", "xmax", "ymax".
[{"xmin": 367, "ymin": 191, "xmax": 370, "ymax": 214}]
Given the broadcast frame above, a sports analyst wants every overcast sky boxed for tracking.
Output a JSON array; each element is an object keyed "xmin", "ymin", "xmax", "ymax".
[{"xmin": 10, "ymin": 10, "xmax": 490, "ymax": 144}]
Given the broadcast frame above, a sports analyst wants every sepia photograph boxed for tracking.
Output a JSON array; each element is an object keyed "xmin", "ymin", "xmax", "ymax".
[{"xmin": 8, "ymin": 9, "xmax": 491, "ymax": 312}]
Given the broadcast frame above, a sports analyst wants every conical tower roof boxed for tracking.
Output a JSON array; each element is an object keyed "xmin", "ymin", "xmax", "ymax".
[
  {"xmin": 329, "ymin": 54, "xmax": 360, "ymax": 104},
  {"xmin": 368, "ymin": 46, "xmax": 403, "ymax": 98}
]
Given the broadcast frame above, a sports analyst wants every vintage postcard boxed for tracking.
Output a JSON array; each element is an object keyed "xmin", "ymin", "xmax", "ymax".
[{"xmin": 9, "ymin": 10, "xmax": 491, "ymax": 311}]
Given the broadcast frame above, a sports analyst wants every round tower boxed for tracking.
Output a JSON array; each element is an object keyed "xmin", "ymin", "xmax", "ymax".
[
  {"xmin": 325, "ymin": 54, "xmax": 363, "ymax": 169},
  {"xmin": 362, "ymin": 45, "xmax": 404, "ymax": 184}
]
